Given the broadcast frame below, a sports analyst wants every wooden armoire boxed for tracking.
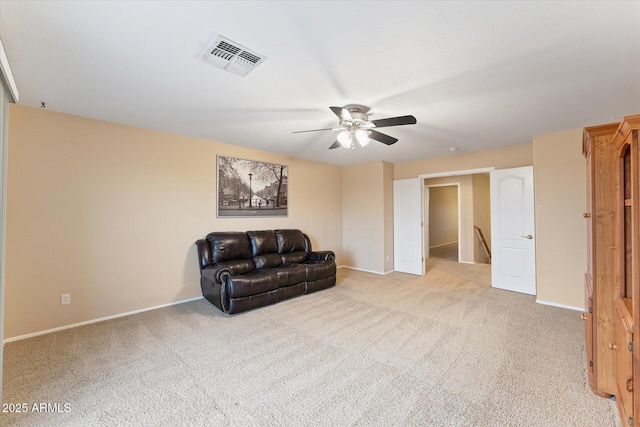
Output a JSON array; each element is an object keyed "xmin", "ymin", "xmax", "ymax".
[
  {"xmin": 612, "ymin": 115, "xmax": 640, "ymax": 427},
  {"xmin": 583, "ymin": 122, "xmax": 620, "ymax": 398},
  {"xmin": 584, "ymin": 114, "xmax": 640, "ymax": 427}
]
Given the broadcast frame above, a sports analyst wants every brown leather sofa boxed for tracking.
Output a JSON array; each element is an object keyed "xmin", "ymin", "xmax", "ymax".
[{"xmin": 195, "ymin": 229, "xmax": 336, "ymax": 314}]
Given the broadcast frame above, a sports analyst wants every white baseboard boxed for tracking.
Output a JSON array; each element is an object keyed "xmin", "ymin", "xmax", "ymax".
[
  {"xmin": 536, "ymin": 299, "xmax": 584, "ymax": 312},
  {"xmin": 429, "ymin": 241, "xmax": 458, "ymax": 249},
  {"xmin": 3, "ymin": 296, "xmax": 204, "ymax": 344},
  {"xmin": 338, "ymin": 265, "xmax": 391, "ymax": 275},
  {"xmin": 458, "ymin": 261, "xmax": 476, "ymax": 265}
]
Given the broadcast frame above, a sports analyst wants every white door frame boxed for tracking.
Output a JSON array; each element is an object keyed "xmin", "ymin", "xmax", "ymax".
[
  {"xmin": 424, "ymin": 183, "xmax": 461, "ymax": 262},
  {"xmin": 423, "ymin": 186, "xmax": 429, "ymax": 261},
  {"xmin": 0, "ymin": 38, "xmax": 18, "ymax": 406}
]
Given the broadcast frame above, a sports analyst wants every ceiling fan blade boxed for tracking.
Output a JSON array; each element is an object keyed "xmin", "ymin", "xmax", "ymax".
[
  {"xmin": 329, "ymin": 106, "xmax": 353, "ymax": 122},
  {"xmin": 371, "ymin": 115, "xmax": 416, "ymax": 128},
  {"xmin": 292, "ymin": 127, "xmax": 338, "ymax": 134},
  {"xmin": 329, "ymin": 140, "xmax": 341, "ymax": 149},
  {"xmin": 369, "ymin": 129, "xmax": 398, "ymax": 146}
]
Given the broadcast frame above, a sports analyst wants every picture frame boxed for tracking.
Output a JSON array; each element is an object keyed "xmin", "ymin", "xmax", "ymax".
[{"xmin": 216, "ymin": 155, "xmax": 288, "ymax": 217}]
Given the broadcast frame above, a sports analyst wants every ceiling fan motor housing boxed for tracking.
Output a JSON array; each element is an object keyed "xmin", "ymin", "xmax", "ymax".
[{"xmin": 341, "ymin": 108, "xmax": 372, "ymax": 129}]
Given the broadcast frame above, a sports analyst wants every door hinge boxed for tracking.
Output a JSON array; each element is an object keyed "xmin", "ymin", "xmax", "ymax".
[
  {"xmin": 589, "ymin": 306, "xmax": 593, "ymax": 313},
  {"xmin": 629, "ymin": 342, "xmax": 634, "ymax": 353},
  {"xmin": 629, "ymin": 416, "xmax": 634, "ymax": 426},
  {"xmin": 589, "ymin": 360, "xmax": 593, "ymax": 367}
]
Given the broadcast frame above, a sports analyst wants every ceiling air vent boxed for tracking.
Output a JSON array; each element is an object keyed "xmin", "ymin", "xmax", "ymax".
[{"xmin": 200, "ymin": 35, "xmax": 266, "ymax": 77}]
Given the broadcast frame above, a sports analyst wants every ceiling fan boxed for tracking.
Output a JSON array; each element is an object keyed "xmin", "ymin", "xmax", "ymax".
[{"xmin": 293, "ymin": 104, "xmax": 417, "ymax": 149}]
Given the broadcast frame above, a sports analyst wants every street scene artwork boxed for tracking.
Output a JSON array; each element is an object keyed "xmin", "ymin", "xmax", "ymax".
[{"xmin": 217, "ymin": 155, "xmax": 288, "ymax": 217}]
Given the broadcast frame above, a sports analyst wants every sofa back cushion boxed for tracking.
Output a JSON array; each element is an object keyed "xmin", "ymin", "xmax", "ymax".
[
  {"xmin": 247, "ymin": 230, "xmax": 282, "ymax": 269},
  {"xmin": 275, "ymin": 229, "xmax": 306, "ymax": 253},
  {"xmin": 206, "ymin": 232, "xmax": 252, "ymax": 263},
  {"xmin": 247, "ymin": 230, "xmax": 278, "ymax": 256},
  {"xmin": 275, "ymin": 229, "xmax": 307, "ymax": 264}
]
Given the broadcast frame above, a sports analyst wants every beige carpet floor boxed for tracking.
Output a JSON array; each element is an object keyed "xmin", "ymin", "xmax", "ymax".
[
  {"xmin": 429, "ymin": 243, "xmax": 459, "ymax": 261},
  {"xmin": 1, "ymin": 258, "xmax": 620, "ymax": 426}
]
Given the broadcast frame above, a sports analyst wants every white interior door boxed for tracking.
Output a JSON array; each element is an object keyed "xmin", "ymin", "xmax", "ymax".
[
  {"xmin": 490, "ymin": 166, "xmax": 536, "ymax": 295},
  {"xmin": 394, "ymin": 178, "xmax": 424, "ymax": 275}
]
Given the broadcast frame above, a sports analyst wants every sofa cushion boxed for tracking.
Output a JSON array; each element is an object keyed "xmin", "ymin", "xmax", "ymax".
[
  {"xmin": 226, "ymin": 269, "xmax": 279, "ymax": 298},
  {"xmin": 277, "ymin": 283, "xmax": 305, "ymax": 301},
  {"xmin": 253, "ymin": 253, "xmax": 282, "ymax": 269},
  {"xmin": 281, "ymin": 251, "xmax": 307, "ymax": 264},
  {"xmin": 272, "ymin": 263, "xmax": 307, "ymax": 287},
  {"xmin": 206, "ymin": 232, "xmax": 252, "ymax": 262},
  {"xmin": 247, "ymin": 230, "xmax": 278, "ymax": 256},
  {"xmin": 275, "ymin": 229, "xmax": 306, "ymax": 253},
  {"xmin": 303, "ymin": 260, "xmax": 337, "ymax": 282},
  {"xmin": 227, "ymin": 289, "xmax": 279, "ymax": 314}
]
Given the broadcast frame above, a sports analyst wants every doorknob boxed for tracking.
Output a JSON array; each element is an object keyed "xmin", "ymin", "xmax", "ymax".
[{"xmin": 521, "ymin": 235, "xmax": 533, "ymax": 239}]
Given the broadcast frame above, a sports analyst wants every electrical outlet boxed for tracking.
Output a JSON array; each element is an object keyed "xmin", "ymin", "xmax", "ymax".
[{"xmin": 61, "ymin": 293, "xmax": 71, "ymax": 305}]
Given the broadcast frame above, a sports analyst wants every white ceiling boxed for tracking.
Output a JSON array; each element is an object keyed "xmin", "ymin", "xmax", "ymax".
[{"xmin": 1, "ymin": 1, "xmax": 639, "ymax": 166}]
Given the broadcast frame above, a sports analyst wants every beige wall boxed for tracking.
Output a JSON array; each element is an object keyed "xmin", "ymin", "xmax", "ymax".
[
  {"xmin": 395, "ymin": 143, "xmax": 533, "ymax": 180},
  {"xmin": 342, "ymin": 162, "xmax": 387, "ymax": 273},
  {"xmin": 428, "ymin": 186, "xmax": 458, "ymax": 247},
  {"xmin": 4, "ymin": 103, "xmax": 590, "ymax": 340},
  {"xmin": 5, "ymin": 105, "xmax": 343, "ymax": 339},
  {"xmin": 533, "ymin": 128, "xmax": 586, "ymax": 309}
]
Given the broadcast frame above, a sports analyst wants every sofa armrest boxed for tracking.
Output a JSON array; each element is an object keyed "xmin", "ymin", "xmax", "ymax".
[
  {"xmin": 307, "ymin": 251, "xmax": 335, "ymax": 261},
  {"xmin": 201, "ymin": 265, "xmax": 233, "ymax": 285}
]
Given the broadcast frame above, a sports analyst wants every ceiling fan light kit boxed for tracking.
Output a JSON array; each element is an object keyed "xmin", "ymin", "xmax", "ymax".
[
  {"xmin": 293, "ymin": 105, "xmax": 416, "ymax": 150},
  {"xmin": 354, "ymin": 129, "xmax": 370, "ymax": 147},
  {"xmin": 337, "ymin": 129, "xmax": 371, "ymax": 149},
  {"xmin": 337, "ymin": 130, "xmax": 352, "ymax": 148}
]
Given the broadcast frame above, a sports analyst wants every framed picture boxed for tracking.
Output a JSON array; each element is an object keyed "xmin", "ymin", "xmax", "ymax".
[{"xmin": 216, "ymin": 155, "xmax": 288, "ymax": 217}]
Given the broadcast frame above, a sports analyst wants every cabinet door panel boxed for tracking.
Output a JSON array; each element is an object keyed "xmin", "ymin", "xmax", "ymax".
[
  {"xmin": 616, "ymin": 315, "xmax": 633, "ymax": 426},
  {"xmin": 586, "ymin": 294, "xmax": 595, "ymax": 386}
]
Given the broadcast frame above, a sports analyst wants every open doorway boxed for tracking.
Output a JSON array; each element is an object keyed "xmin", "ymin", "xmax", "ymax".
[
  {"xmin": 394, "ymin": 166, "xmax": 535, "ymax": 296},
  {"xmin": 421, "ymin": 169, "xmax": 493, "ymax": 266},
  {"xmin": 425, "ymin": 184, "xmax": 459, "ymax": 262}
]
